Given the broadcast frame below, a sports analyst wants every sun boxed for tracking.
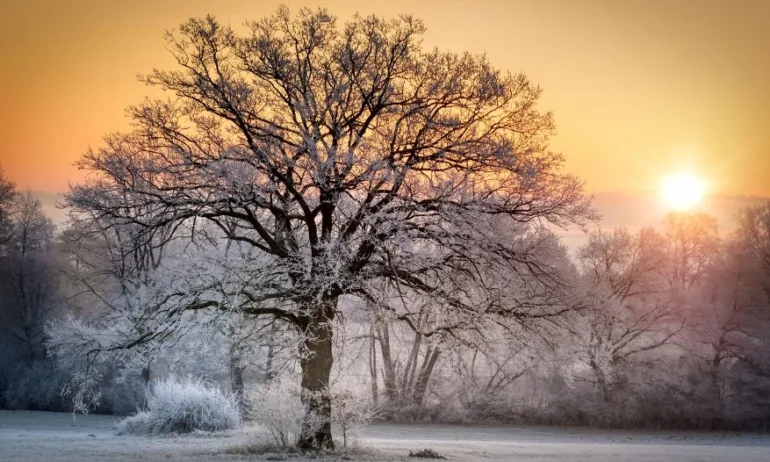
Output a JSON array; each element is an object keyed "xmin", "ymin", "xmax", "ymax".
[{"xmin": 661, "ymin": 173, "xmax": 706, "ymax": 211}]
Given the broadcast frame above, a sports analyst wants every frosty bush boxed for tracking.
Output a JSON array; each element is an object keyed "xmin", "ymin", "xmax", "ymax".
[
  {"xmin": 246, "ymin": 374, "xmax": 377, "ymax": 448},
  {"xmin": 245, "ymin": 375, "xmax": 313, "ymax": 448},
  {"xmin": 2, "ymin": 360, "xmax": 70, "ymax": 412},
  {"xmin": 115, "ymin": 375, "xmax": 241, "ymax": 436},
  {"xmin": 332, "ymin": 389, "xmax": 379, "ymax": 448}
]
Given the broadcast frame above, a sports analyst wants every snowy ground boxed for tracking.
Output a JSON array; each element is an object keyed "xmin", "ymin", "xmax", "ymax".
[{"xmin": 1, "ymin": 411, "xmax": 770, "ymax": 461}]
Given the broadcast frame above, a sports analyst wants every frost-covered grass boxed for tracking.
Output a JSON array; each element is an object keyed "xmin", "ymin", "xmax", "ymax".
[
  {"xmin": 3, "ymin": 410, "xmax": 770, "ymax": 461},
  {"xmin": 115, "ymin": 376, "xmax": 241, "ymax": 436},
  {"xmin": 224, "ymin": 442, "xmax": 385, "ymax": 460}
]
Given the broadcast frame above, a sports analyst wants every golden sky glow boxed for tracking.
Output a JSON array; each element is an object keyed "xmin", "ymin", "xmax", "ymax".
[{"xmin": 1, "ymin": 0, "xmax": 769, "ymax": 197}]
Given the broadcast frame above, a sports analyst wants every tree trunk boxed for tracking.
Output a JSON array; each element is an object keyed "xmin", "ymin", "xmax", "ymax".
[
  {"xmin": 369, "ymin": 322, "xmax": 379, "ymax": 408},
  {"xmin": 377, "ymin": 322, "xmax": 398, "ymax": 402},
  {"xmin": 590, "ymin": 359, "xmax": 611, "ymax": 403},
  {"xmin": 412, "ymin": 348, "xmax": 441, "ymax": 406},
  {"xmin": 141, "ymin": 360, "xmax": 152, "ymax": 385},
  {"xmin": 711, "ymin": 351, "xmax": 725, "ymax": 413},
  {"xmin": 264, "ymin": 322, "xmax": 279, "ymax": 382},
  {"xmin": 402, "ymin": 332, "xmax": 422, "ymax": 399},
  {"xmin": 229, "ymin": 347, "xmax": 245, "ymax": 409},
  {"xmin": 297, "ymin": 300, "xmax": 336, "ymax": 450}
]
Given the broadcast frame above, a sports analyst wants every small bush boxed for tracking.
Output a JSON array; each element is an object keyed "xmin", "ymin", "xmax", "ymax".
[
  {"xmin": 2, "ymin": 360, "xmax": 71, "ymax": 412},
  {"xmin": 332, "ymin": 389, "xmax": 379, "ymax": 448},
  {"xmin": 115, "ymin": 375, "xmax": 241, "ymax": 436},
  {"xmin": 245, "ymin": 375, "xmax": 376, "ymax": 449},
  {"xmin": 245, "ymin": 375, "xmax": 310, "ymax": 448},
  {"xmin": 409, "ymin": 448, "xmax": 447, "ymax": 459}
]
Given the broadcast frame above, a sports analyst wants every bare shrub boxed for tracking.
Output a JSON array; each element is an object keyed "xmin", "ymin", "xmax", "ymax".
[
  {"xmin": 2, "ymin": 360, "xmax": 70, "ymax": 412},
  {"xmin": 332, "ymin": 389, "xmax": 379, "ymax": 448},
  {"xmin": 409, "ymin": 448, "xmax": 447, "ymax": 459},
  {"xmin": 246, "ymin": 374, "xmax": 378, "ymax": 449},
  {"xmin": 245, "ymin": 375, "xmax": 311, "ymax": 448}
]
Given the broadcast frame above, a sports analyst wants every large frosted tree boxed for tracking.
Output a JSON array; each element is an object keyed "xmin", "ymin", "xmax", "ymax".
[{"xmin": 66, "ymin": 7, "xmax": 594, "ymax": 448}]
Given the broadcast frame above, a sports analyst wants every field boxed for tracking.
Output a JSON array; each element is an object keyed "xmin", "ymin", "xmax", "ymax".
[{"xmin": 1, "ymin": 411, "xmax": 769, "ymax": 461}]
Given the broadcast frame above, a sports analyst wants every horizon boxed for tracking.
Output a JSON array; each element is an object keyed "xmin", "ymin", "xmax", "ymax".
[{"xmin": 29, "ymin": 189, "xmax": 770, "ymax": 254}]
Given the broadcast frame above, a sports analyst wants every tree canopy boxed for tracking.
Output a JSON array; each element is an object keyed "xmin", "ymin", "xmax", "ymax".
[{"xmin": 65, "ymin": 7, "xmax": 595, "ymax": 448}]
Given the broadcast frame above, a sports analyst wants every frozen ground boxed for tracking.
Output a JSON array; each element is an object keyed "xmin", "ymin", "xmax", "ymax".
[{"xmin": 1, "ymin": 410, "xmax": 770, "ymax": 461}]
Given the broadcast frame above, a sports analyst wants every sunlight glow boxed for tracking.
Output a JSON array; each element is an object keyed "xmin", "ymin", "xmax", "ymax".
[{"xmin": 661, "ymin": 173, "xmax": 706, "ymax": 211}]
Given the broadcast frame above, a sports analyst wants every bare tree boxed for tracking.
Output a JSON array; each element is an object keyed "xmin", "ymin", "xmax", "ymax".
[
  {"xmin": 0, "ymin": 167, "xmax": 18, "ymax": 250},
  {"xmin": 691, "ymin": 213, "xmax": 770, "ymax": 416},
  {"xmin": 371, "ymin": 307, "xmax": 444, "ymax": 409},
  {"xmin": 662, "ymin": 212, "xmax": 719, "ymax": 290},
  {"xmin": 736, "ymin": 202, "xmax": 770, "ymax": 285},
  {"xmin": 64, "ymin": 8, "xmax": 594, "ymax": 448},
  {"xmin": 444, "ymin": 333, "xmax": 537, "ymax": 416},
  {"xmin": 574, "ymin": 228, "xmax": 683, "ymax": 403},
  {"xmin": 0, "ymin": 192, "xmax": 58, "ymax": 363}
]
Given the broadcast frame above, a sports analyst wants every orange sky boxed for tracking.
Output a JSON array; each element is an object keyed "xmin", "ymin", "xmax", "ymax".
[{"xmin": 1, "ymin": 0, "xmax": 769, "ymax": 197}]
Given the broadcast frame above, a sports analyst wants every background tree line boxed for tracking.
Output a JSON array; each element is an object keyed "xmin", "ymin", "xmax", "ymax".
[{"xmin": 2, "ymin": 164, "xmax": 769, "ymax": 429}]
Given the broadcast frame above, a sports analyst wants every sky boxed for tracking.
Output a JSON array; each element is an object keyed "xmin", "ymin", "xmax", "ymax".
[{"xmin": 1, "ymin": 0, "xmax": 768, "ymax": 228}]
